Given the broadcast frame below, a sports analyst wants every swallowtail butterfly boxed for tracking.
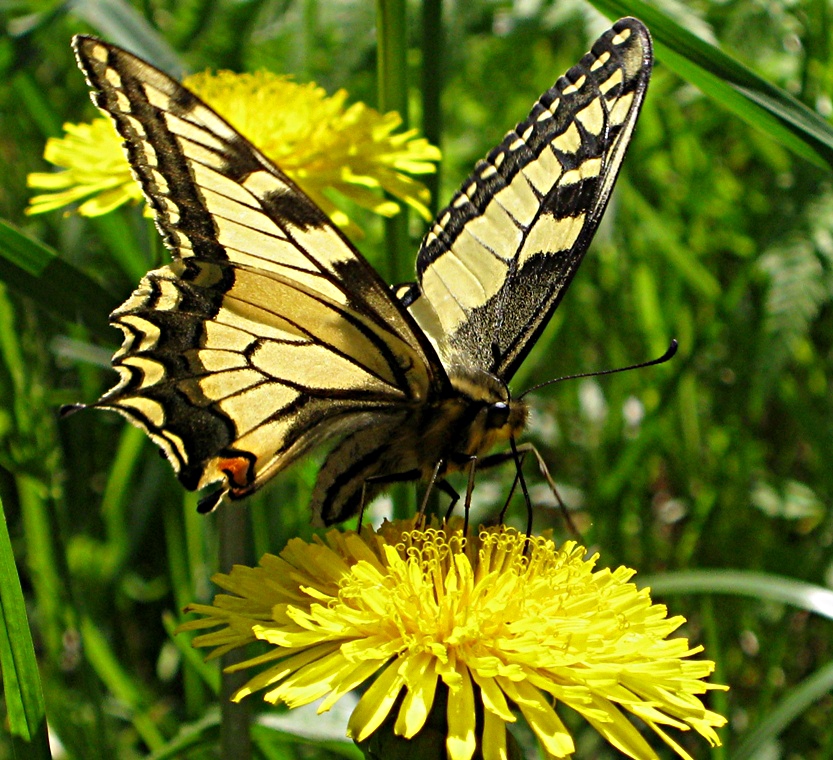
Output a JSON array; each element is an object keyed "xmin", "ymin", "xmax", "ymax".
[{"xmin": 68, "ymin": 18, "xmax": 652, "ymax": 524}]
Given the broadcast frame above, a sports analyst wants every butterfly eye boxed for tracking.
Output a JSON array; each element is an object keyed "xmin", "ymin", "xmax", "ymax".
[{"xmin": 486, "ymin": 402, "xmax": 511, "ymax": 429}]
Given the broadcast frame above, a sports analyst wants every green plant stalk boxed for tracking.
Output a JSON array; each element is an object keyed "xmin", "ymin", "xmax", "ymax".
[
  {"xmin": 376, "ymin": 0, "xmax": 415, "ymax": 520},
  {"xmin": 182, "ymin": 489, "xmax": 218, "ymax": 714},
  {"xmin": 420, "ymin": 0, "xmax": 443, "ymax": 217},
  {"xmin": 164, "ymin": 499, "xmax": 192, "ymax": 616},
  {"xmin": 96, "ymin": 424, "xmax": 146, "ymax": 576},
  {"xmin": 91, "ymin": 212, "xmax": 156, "ymax": 284},
  {"xmin": 249, "ymin": 491, "xmax": 272, "ymax": 562},
  {"xmin": 677, "ymin": 371, "xmax": 702, "ymax": 462},
  {"xmin": 183, "ymin": 490, "xmax": 212, "ymax": 601},
  {"xmin": 219, "ymin": 506, "xmax": 253, "ymax": 760},
  {"xmin": 376, "ymin": 0, "xmax": 410, "ymax": 286},
  {"xmin": 297, "ymin": 0, "xmax": 318, "ymax": 80},
  {"xmin": 164, "ymin": 498, "xmax": 208, "ymax": 716}
]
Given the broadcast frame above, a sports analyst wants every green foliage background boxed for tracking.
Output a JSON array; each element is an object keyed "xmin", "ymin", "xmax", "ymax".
[{"xmin": 1, "ymin": 0, "xmax": 833, "ymax": 757}]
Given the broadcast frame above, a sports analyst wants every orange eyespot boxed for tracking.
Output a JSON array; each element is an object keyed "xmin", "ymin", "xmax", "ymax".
[{"xmin": 217, "ymin": 456, "xmax": 254, "ymax": 489}]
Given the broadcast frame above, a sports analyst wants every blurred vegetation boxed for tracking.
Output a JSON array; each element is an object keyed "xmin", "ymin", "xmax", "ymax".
[{"xmin": 1, "ymin": 0, "xmax": 833, "ymax": 758}]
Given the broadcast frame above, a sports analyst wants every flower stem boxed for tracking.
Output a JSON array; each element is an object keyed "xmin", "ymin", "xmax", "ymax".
[
  {"xmin": 375, "ymin": 0, "xmax": 410, "ymax": 284},
  {"xmin": 219, "ymin": 506, "xmax": 252, "ymax": 759},
  {"xmin": 420, "ymin": 0, "xmax": 443, "ymax": 218}
]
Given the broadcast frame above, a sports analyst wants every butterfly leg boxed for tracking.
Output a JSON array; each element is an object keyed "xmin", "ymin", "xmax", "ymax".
[
  {"xmin": 467, "ymin": 443, "xmax": 530, "ymax": 530},
  {"xmin": 461, "ymin": 456, "xmax": 478, "ymax": 538},
  {"xmin": 415, "ymin": 459, "xmax": 466, "ymax": 524},
  {"xmin": 419, "ymin": 460, "xmax": 444, "ymax": 517},
  {"xmin": 509, "ymin": 442, "xmax": 579, "ymax": 535},
  {"xmin": 477, "ymin": 441, "xmax": 579, "ymax": 537},
  {"xmin": 431, "ymin": 456, "xmax": 477, "ymax": 536},
  {"xmin": 436, "ymin": 479, "xmax": 461, "ymax": 521},
  {"xmin": 510, "ymin": 439, "xmax": 534, "ymax": 539},
  {"xmin": 495, "ymin": 448, "xmax": 525, "ymax": 524}
]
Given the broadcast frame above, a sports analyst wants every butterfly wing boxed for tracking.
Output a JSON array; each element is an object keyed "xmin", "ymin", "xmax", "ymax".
[
  {"xmin": 400, "ymin": 18, "xmax": 652, "ymax": 381},
  {"xmin": 72, "ymin": 36, "xmax": 449, "ymax": 515}
]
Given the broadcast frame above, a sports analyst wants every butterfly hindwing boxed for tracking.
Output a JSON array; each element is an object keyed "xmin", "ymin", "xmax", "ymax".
[
  {"xmin": 403, "ymin": 18, "xmax": 652, "ymax": 381},
  {"xmin": 72, "ymin": 37, "xmax": 449, "ymax": 514}
]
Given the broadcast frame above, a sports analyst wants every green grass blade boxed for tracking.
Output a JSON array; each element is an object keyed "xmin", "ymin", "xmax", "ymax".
[
  {"xmin": 81, "ymin": 616, "xmax": 167, "ymax": 751},
  {"xmin": 218, "ymin": 507, "xmax": 254, "ymax": 760},
  {"xmin": 0, "ymin": 494, "xmax": 52, "ymax": 756},
  {"xmin": 642, "ymin": 569, "xmax": 833, "ymax": 755},
  {"xmin": 420, "ymin": 0, "xmax": 443, "ymax": 218},
  {"xmin": 70, "ymin": 0, "xmax": 184, "ymax": 77},
  {"xmin": 0, "ymin": 219, "xmax": 117, "ymax": 339},
  {"xmin": 588, "ymin": 0, "xmax": 833, "ymax": 169},
  {"xmin": 731, "ymin": 659, "xmax": 833, "ymax": 760},
  {"xmin": 643, "ymin": 569, "xmax": 833, "ymax": 620},
  {"xmin": 162, "ymin": 611, "xmax": 220, "ymax": 695}
]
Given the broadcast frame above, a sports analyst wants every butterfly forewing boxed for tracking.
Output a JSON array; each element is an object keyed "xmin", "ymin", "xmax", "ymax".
[
  {"xmin": 72, "ymin": 37, "xmax": 449, "ymax": 511},
  {"xmin": 405, "ymin": 18, "xmax": 652, "ymax": 381}
]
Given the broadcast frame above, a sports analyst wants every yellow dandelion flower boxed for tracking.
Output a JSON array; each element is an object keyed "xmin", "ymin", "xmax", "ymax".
[
  {"xmin": 26, "ymin": 119, "xmax": 143, "ymax": 216},
  {"xmin": 27, "ymin": 70, "xmax": 440, "ymax": 235},
  {"xmin": 182, "ymin": 519, "xmax": 727, "ymax": 760}
]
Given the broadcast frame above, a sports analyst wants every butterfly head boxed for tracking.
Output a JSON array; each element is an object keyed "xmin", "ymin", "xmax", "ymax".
[{"xmin": 446, "ymin": 368, "xmax": 528, "ymax": 460}]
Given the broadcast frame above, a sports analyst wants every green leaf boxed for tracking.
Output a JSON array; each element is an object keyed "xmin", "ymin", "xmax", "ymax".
[
  {"xmin": 588, "ymin": 0, "xmax": 833, "ymax": 169},
  {"xmin": 0, "ymin": 218, "xmax": 117, "ymax": 339},
  {"xmin": 0, "ymin": 494, "xmax": 52, "ymax": 756}
]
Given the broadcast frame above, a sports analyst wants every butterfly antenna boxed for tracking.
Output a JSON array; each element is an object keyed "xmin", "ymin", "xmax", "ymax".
[{"xmin": 518, "ymin": 339, "xmax": 678, "ymax": 399}]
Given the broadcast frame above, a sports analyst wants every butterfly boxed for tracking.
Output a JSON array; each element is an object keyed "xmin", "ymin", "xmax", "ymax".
[{"xmin": 67, "ymin": 18, "xmax": 652, "ymax": 525}]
